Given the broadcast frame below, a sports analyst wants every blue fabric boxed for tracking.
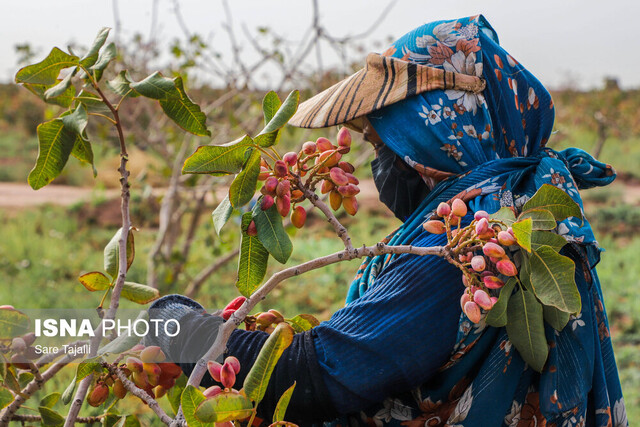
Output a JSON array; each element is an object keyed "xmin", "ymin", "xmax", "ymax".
[{"xmin": 315, "ymin": 15, "xmax": 625, "ymax": 426}]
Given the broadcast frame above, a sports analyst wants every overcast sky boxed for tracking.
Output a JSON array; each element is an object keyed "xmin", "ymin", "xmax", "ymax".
[{"xmin": 1, "ymin": 0, "xmax": 636, "ymax": 89}]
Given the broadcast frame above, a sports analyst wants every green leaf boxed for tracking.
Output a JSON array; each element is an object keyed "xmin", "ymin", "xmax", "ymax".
[
  {"xmin": 182, "ymin": 135, "xmax": 253, "ymax": 175},
  {"xmin": 130, "ymin": 71, "xmax": 180, "ymax": 100},
  {"xmin": 229, "ymin": 149, "xmax": 261, "ymax": 208},
  {"xmin": 106, "ymin": 70, "xmax": 139, "ymax": 97},
  {"xmin": 40, "ymin": 392, "xmax": 61, "ymax": 409},
  {"xmin": 44, "ymin": 71, "xmax": 74, "ymax": 100},
  {"xmin": 543, "ymin": 304, "xmax": 571, "ymax": 331},
  {"xmin": 243, "ymin": 323, "xmax": 294, "ymax": 404},
  {"xmin": 0, "ymin": 308, "xmax": 29, "ymax": 340},
  {"xmin": 194, "ymin": 392, "xmax": 253, "ymax": 423},
  {"xmin": 262, "ymin": 91, "xmax": 282, "ymax": 125},
  {"xmin": 0, "ymin": 388, "xmax": 13, "ymax": 410},
  {"xmin": 212, "ymin": 196, "xmax": 233, "ymax": 235},
  {"xmin": 61, "ymin": 374, "xmax": 77, "ymax": 405},
  {"xmin": 254, "ymin": 130, "xmax": 279, "ymax": 148},
  {"xmin": 159, "ymin": 76, "xmax": 210, "ymax": 136},
  {"xmin": 91, "ymin": 42, "xmax": 117, "ymax": 77},
  {"xmin": 121, "ymin": 282, "xmax": 160, "ymax": 304},
  {"xmin": 108, "ymin": 415, "xmax": 141, "ymax": 427},
  {"xmin": 236, "ymin": 213, "xmax": 269, "ymax": 297},
  {"xmin": 531, "ymin": 231, "xmax": 567, "ymax": 252},
  {"xmin": 38, "ymin": 406, "xmax": 65, "ymax": 426},
  {"xmin": 251, "ymin": 203, "xmax": 293, "ymax": 264},
  {"xmin": 273, "ymin": 382, "xmax": 296, "ymax": 423},
  {"xmin": 529, "ymin": 245, "xmax": 581, "ymax": 313},
  {"xmin": 24, "ymin": 82, "xmax": 75, "ymax": 107},
  {"xmin": 80, "ymin": 28, "xmax": 110, "ymax": 67},
  {"xmin": 489, "ymin": 206, "xmax": 516, "ymax": 226},
  {"xmin": 61, "ymin": 104, "xmax": 89, "ymax": 138},
  {"xmin": 506, "ymin": 288, "xmax": 548, "ymax": 372},
  {"xmin": 0, "ymin": 354, "xmax": 7, "ymax": 380},
  {"xmin": 97, "ymin": 311, "xmax": 147, "ymax": 355},
  {"xmin": 519, "ymin": 208, "xmax": 556, "ymax": 230},
  {"xmin": 15, "ymin": 47, "xmax": 79, "ymax": 85},
  {"xmin": 180, "ymin": 385, "xmax": 207, "ymax": 427},
  {"xmin": 522, "ymin": 184, "xmax": 583, "ymax": 223},
  {"xmin": 72, "ymin": 135, "xmax": 97, "ymax": 177},
  {"xmin": 287, "ymin": 314, "xmax": 320, "ymax": 333},
  {"xmin": 79, "ymin": 271, "xmax": 111, "ymax": 291},
  {"xmin": 18, "ymin": 372, "xmax": 34, "ymax": 388},
  {"xmin": 167, "ymin": 374, "xmax": 187, "ymax": 416},
  {"xmin": 75, "ymin": 357, "xmax": 104, "ymax": 382},
  {"xmin": 3, "ymin": 369, "xmax": 21, "ymax": 394},
  {"xmin": 104, "ymin": 228, "xmax": 135, "ymax": 280},
  {"xmin": 28, "ymin": 119, "xmax": 77, "ymax": 190},
  {"xmin": 485, "ymin": 278, "xmax": 516, "ymax": 327},
  {"xmin": 259, "ymin": 90, "xmax": 299, "ymax": 135},
  {"xmin": 511, "ymin": 217, "xmax": 532, "ymax": 252}
]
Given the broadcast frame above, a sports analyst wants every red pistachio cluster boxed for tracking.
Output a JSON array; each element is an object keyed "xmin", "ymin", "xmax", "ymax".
[
  {"xmin": 205, "ymin": 355, "xmax": 242, "ymax": 397},
  {"xmin": 119, "ymin": 345, "xmax": 182, "ymax": 401},
  {"xmin": 248, "ymin": 128, "xmax": 358, "ymax": 234},
  {"xmin": 423, "ymin": 200, "xmax": 520, "ymax": 324}
]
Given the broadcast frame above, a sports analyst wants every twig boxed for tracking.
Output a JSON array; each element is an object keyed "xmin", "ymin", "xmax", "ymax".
[
  {"xmin": 300, "ymin": 185, "xmax": 353, "ymax": 251},
  {"xmin": 185, "ymin": 249, "xmax": 240, "ymax": 298},
  {"xmin": 106, "ymin": 365, "xmax": 173, "ymax": 425},
  {"xmin": 10, "ymin": 414, "xmax": 103, "ymax": 424}
]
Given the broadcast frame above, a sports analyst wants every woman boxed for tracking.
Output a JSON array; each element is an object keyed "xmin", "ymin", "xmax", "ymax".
[{"xmin": 149, "ymin": 15, "xmax": 627, "ymax": 426}]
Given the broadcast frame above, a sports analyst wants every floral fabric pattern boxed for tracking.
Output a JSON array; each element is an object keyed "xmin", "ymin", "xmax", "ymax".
[{"xmin": 338, "ymin": 15, "xmax": 625, "ymax": 427}]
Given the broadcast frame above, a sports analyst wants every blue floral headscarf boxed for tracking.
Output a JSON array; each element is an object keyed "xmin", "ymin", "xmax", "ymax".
[{"xmin": 345, "ymin": 15, "xmax": 626, "ymax": 426}]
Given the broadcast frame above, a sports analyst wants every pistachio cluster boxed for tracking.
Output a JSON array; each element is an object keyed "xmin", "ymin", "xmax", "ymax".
[{"xmin": 423, "ymin": 199, "xmax": 519, "ymax": 324}]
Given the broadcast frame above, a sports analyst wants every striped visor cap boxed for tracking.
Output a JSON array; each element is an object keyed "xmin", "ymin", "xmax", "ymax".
[{"xmin": 288, "ymin": 52, "xmax": 486, "ymax": 131}]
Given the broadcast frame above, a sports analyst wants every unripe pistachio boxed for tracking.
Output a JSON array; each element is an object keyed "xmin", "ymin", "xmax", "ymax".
[
  {"xmin": 423, "ymin": 220, "xmax": 446, "ymax": 234},
  {"xmin": 496, "ymin": 259, "xmax": 518, "ymax": 277},
  {"xmin": 261, "ymin": 195, "xmax": 274, "ymax": 211},
  {"xmin": 126, "ymin": 357, "xmax": 144, "ymax": 374},
  {"xmin": 342, "ymin": 196, "xmax": 358, "ymax": 216},
  {"xmin": 451, "ymin": 199, "xmax": 468, "ymax": 217},
  {"xmin": 460, "ymin": 292, "xmax": 471, "ymax": 310},
  {"xmin": 220, "ymin": 361, "xmax": 236, "ymax": 389},
  {"xmin": 276, "ymin": 195, "xmax": 291, "ymax": 217},
  {"xmin": 449, "ymin": 215, "xmax": 460, "ymax": 226},
  {"xmin": 258, "ymin": 166, "xmax": 270, "ymax": 181},
  {"xmin": 263, "ymin": 177, "xmax": 279, "ymax": 194},
  {"xmin": 475, "ymin": 218, "xmax": 489, "ymax": 235},
  {"xmin": 316, "ymin": 137, "xmax": 333, "ymax": 152},
  {"xmin": 473, "ymin": 290, "xmax": 493, "ymax": 310},
  {"xmin": 21, "ymin": 332, "xmax": 36, "ymax": 347},
  {"xmin": 490, "ymin": 296, "xmax": 499, "ymax": 306},
  {"xmin": 337, "ymin": 145, "xmax": 350, "ymax": 154},
  {"xmin": 317, "ymin": 150, "xmax": 341, "ymax": 167},
  {"xmin": 132, "ymin": 371, "xmax": 149, "ymax": 389},
  {"xmin": 113, "ymin": 379, "xmax": 127, "ymax": 399},
  {"xmin": 474, "ymin": 210, "xmax": 490, "ymax": 221},
  {"xmin": 345, "ymin": 173, "xmax": 359, "ymax": 185},
  {"xmin": 207, "ymin": 361, "xmax": 222, "ymax": 382},
  {"xmin": 483, "ymin": 275, "xmax": 505, "ymax": 289},
  {"xmin": 283, "ymin": 152, "xmax": 298, "ymax": 166},
  {"xmin": 302, "ymin": 141, "xmax": 317, "ymax": 155},
  {"xmin": 463, "ymin": 301, "xmax": 482, "ymax": 323},
  {"xmin": 158, "ymin": 362, "xmax": 182, "ymax": 379},
  {"xmin": 222, "ymin": 296, "xmax": 246, "ymax": 320},
  {"xmin": 268, "ymin": 309, "xmax": 285, "ymax": 323},
  {"xmin": 337, "ymin": 184, "xmax": 360, "ymax": 197},
  {"xmin": 154, "ymin": 385, "xmax": 168, "ymax": 399},
  {"xmin": 87, "ymin": 383, "xmax": 109, "ymax": 407},
  {"xmin": 140, "ymin": 346, "xmax": 166, "ymax": 363},
  {"xmin": 244, "ymin": 221, "xmax": 258, "ymax": 238},
  {"xmin": 338, "ymin": 161, "xmax": 355, "ymax": 173},
  {"xmin": 483, "ymin": 242, "xmax": 506, "ymax": 258},
  {"xmin": 291, "ymin": 206, "xmax": 307, "ymax": 228},
  {"xmin": 276, "ymin": 180, "xmax": 291, "ymax": 198},
  {"xmin": 321, "ymin": 179, "xmax": 335, "ymax": 194},
  {"xmin": 498, "ymin": 230, "xmax": 517, "ymax": 246},
  {"xmin": 337, "ymin": 127, "xmax": 352, "ymax": 147},
  {"xmin": 203, "ymin": 385, "xmax": 223, "ymax": 399},
  {"xmin": 10, "ymin": 354, "xmax": 30, "ymax": 370},
  {"xmin": 256, "ymin": 311, "xmax": 277, "ymax": 326},
  {"xmin": 477, "ymin": 228, "xmax": 496, "ymax": 240},
  {"xmin": 224, "ymin": 356, "xmax": 241, "ymax": 375},
  {"xmin": 471, "ymin": 256, "xmax": 486, "ymax": 272},
  {"xmin": 273, "ymin": 160, "xmax": 288, "ymax": 177},
  {"xmin": 329, "ymin": 190, "xmax": 342, "ymax": 211},
  {"xmin": 291, "ymin": 189, "xmax": 303, "ymax": 199},
  {"xmin": 436, "ymin": 202, "xmax": 451, "ymax": 217},
  {"xmin": 143, "ymin": 363, "xmax": 161, "ymax": 386},
  {"xmin": 329, "ymin": 167, "xmax": 349, "ymax": 186},
  {"xmin": 11, "ymin": 337, "xmax": 26, "ymax": 353}
]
